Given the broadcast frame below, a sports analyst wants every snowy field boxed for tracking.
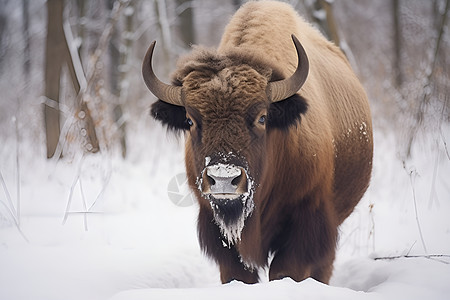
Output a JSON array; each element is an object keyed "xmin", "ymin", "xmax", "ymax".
[{"xmin": 1, "ymin": 121, "xmax": 450, "ymax": 300}]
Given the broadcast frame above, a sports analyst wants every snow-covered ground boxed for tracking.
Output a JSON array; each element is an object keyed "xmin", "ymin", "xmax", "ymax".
[{"xmin": 1, "ymin": 122, "xmax": 449, "ymax": 300}]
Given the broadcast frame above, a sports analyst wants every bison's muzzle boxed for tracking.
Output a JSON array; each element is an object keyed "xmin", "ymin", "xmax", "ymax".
[
  {"xmin": 202, "ymin": 164, "xmax": 248, "ymax": 197},
  {"xmin": 197, "ymin": 162, "xmax": 255, "ymax": 244}
]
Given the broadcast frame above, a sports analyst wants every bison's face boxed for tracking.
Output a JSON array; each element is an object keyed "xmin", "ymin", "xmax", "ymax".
[
  {"xmin": 183, "ymin": 67, "xmax": 269, "ymax": 244},
  {"xmin": 143, "ymin": 36, "xmax": 309, "ymax": 244}
]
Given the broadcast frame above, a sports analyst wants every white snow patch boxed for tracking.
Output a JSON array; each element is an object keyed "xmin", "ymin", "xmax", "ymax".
[
  {"xmin": 0, "ymin": 120, "xmax": 449, "ymax": 300},
  {"xmin": 110, "ymin": 277, "xmax": 381, "ymax": 300},
  {"xmin": 206, "ymin": 163, "xmax": 242, "ymax": 179}
]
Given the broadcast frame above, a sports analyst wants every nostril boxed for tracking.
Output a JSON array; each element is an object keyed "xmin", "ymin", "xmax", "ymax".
[
  {"xmin": 203, "ymin": 164, "xmax": 248, "ymax": 195},
  {"xmin": 231, "ymin": 174, "xmax": 242, "ymax": 187},
  {"xmin": 207, "ymin": 175, "xmax": 216, "ymax": 186}
]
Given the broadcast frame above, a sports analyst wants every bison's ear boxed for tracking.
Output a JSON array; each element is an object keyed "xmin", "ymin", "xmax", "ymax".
[
  {"xmin": 267, "ymin": 94, "xmax": 308, "ymax": 130},
  {"xmin": 151, "ymin": 100, "xmax": 190, "ymax": 131}
]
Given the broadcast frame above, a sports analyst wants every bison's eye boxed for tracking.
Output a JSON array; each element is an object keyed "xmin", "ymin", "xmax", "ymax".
[
  {"xmin": 186, "ymin": 118, "xmax": 194, "ymax": 127},
  {"xmin": 258, "ymin": 115, "xmax": 266, "ymax": 125}
]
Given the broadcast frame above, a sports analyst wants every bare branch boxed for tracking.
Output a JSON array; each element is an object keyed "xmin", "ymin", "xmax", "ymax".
[
  {"xmin": 0, "ymin": 199, "xmax": 29, "ymax": 243},
  {"xmin": 374, "ymin": 254, "xmax": 450, "ymax": 265},
  {"xmin": 0, "ymin": 170, "xmax": 28, "ymax": 243},
  {"xmin": 0, "ymin": 170, "xmax": 17, "ymax": 221},
  {"xmin": 62, "ymin": 155, "xmax": 84, "ymax": 225},
  {"xmin": 79, "ymin": 178, "xmax": 88, "ymax": 231},
  {"xmin": 368, "ymin": 202, "xmax": 375, "ymax": 252},
  {"xmin": 406, "ymin": 0, "xmax": 450, "ymax": 156},
  {"xmin": 14, "ymin": 105, "xmax": 21, "ymax": 227},
  {"xmin": 78, "ymin": 0, "xmax": 131, "ymax": 153},
  {"xmin": 63, "ymin": 20, "xmax": 87, "ymax": 91},
  {"xmin": 439, "ymin": 96, "xmax": 450, "ymax": 161},
  {"xmin": 405, "ymin": 241, "xmax": 417, "ymax": 256},
  {"xmin": 428, "ymin": 140, "xmax": 441, "ymax": 209},
  {"xmin": 87, "ymin": 160, "xmax": 112, "ymax": 212},
  {"xmin": 403, "ymin": 164, "xmax": 428, "ymax": 254}
]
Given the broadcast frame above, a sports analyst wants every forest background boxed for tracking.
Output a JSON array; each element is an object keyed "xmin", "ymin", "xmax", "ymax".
[{"xmin": 0, "ymin": 0, "xmax": 449, "ymax": 299}]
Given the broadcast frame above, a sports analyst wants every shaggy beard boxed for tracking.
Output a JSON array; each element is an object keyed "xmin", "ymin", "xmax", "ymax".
[
  {"xmin": 209, "ymin": 192, "xmax": 254, "ymax": 245},
  {"xmin": 196, "ymin": 160, "xmax": 256, "ymax": 245}
]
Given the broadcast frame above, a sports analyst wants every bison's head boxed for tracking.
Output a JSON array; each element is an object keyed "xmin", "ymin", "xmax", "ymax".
[{"xmin": 143, "ymin": 35, "xmax": 309, "ymax": 244}]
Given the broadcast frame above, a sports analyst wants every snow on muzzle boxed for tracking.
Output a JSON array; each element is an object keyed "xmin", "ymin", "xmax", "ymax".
[
  {"xmin": 197, "ymin": 162, "xmax": 255, "ymax": 244},
  {"xmin": 200, "ymin": 163, "xmax": 249, "ymax": 199}
]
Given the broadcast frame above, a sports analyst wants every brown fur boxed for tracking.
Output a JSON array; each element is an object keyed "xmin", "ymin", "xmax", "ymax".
[{"xmin": 149, "ymin": 1, "xmax": 373, "ymax": 284}]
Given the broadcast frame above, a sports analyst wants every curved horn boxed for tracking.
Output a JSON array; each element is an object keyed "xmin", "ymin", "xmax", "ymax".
[
  {"xmin": 142, "ymin": 41, "xmax": 184, "ymax": 106},
  {"xmin": 266, "ymin": 35, "xmax": 309, "ymax": 102}
]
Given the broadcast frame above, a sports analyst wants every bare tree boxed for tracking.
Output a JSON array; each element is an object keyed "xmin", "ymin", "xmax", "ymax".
[
  {"xmin": 406, "ymin": 0, "xmax": 450, "ymax": 157},
  {"xmin": 75, "ymin": 0, "xmax": 87, "ymax": 62},
  {"xmin": 232, "ymin": 0, "xmax": 242, "ymax": 10},
  {"xmin": 108, "ymin": 0, "xmax": 134, "ymax": 157},
  {"xmin": 0, "ymin": 0, "xmax": 7, "ymax": 66},
  {"xmin": 116, "ymin": 1, "xmax": 135, "ymax": 157},
  {"xmin": 22, "ymin": 0, "xmax": 30, "ymax": 79},
  {"xmin": 318, "ymin": 0, "xmax": 340, "ymax": 46},
  {"xmin": 154, "ymin": 0, "xmax": 173, "ymax": 76},
  {"xmin": 44, "ymin": 0, "xmax": 99, "ymax": 158},
  {"xmin": 44, "ymin": 0, "xmax": 65, "ymax": 158},
  {"xmin": 392, "ymin": 0, "xmax": 402, "ymax": 87},
  {"xmin": 305, "ymin": 0, "xmax": 340, "ymax": 46},
  {"xmin": 176, "ymin": 0, "xmax": 195, "ymax": 46}
]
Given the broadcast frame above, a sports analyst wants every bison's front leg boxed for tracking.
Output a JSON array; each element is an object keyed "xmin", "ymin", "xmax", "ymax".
[
  {"xmin": 197, "ymin": 207, "xmax": 259, "ymax": 284},
  {"xmin": 218, "ymin": 249, "xmax": 259, "ymax": 284},
  {"xmin": 268, "ymin": 200, "xmax": 337, "ymax": 284}
]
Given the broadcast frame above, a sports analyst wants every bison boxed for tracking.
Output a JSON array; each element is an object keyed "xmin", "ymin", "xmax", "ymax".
[{"xmin": 142, "ymin": 1, "xmax": 373, "ymax": 284}]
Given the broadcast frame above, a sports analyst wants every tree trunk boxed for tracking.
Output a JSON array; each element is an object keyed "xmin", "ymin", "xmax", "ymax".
[
  {"xmin": 176, "ymin": 0, "xmax": 195, "ymax": 46},
  {"xmin": 319, "ymin": 0, "xmax": 340, "ymax": 46},
  {"xmin": 154, "ymin": 0, "xmax": 173, "ymax": 76},
  {"xmin": 44, "ymin": 0, "xmax": 65, "ymax": 158},
  {"xmin": 108, "ymin": 0, "xmax": 128, "ymax": 158},
  {"xmin": 393, "ymin": 0, "xmax": 402, "ymax": 87},
  {"xmin": 116, "ymin": 1, "xmax": 135, "ymax": 158},
  {"xmin": 44, "ymin": 0, "xmax": 99, "ymax": 158},
  {"xmin": 232, "ymin": 0, "xmax": 242, "ymax": 10},
  {"xmin": 76, "ymin": 0, "xmax": 86, "ymax": 61},
  {"xmin": 406, "ymin": 0, "xmax": 450, "ymax": 157},
  {"xmin": 305, "ymin": 0, "xmax": 340, "ymax": 47},
  {"xmin": 22, "ymin": 0, "xmax": 31, "ymax": 79},
  {"xmin": 0, "ymin": 1, "xmax": 7, "ymax": 66}
]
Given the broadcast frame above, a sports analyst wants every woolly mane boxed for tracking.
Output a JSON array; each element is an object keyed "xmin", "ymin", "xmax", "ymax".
[
  {"xmin": 151, "ymin": 46, "xmax": 308, "ymax": 131},
  {"xmin": 170, "ymin": 46, "xmax": 284, "ymax": 87}
]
